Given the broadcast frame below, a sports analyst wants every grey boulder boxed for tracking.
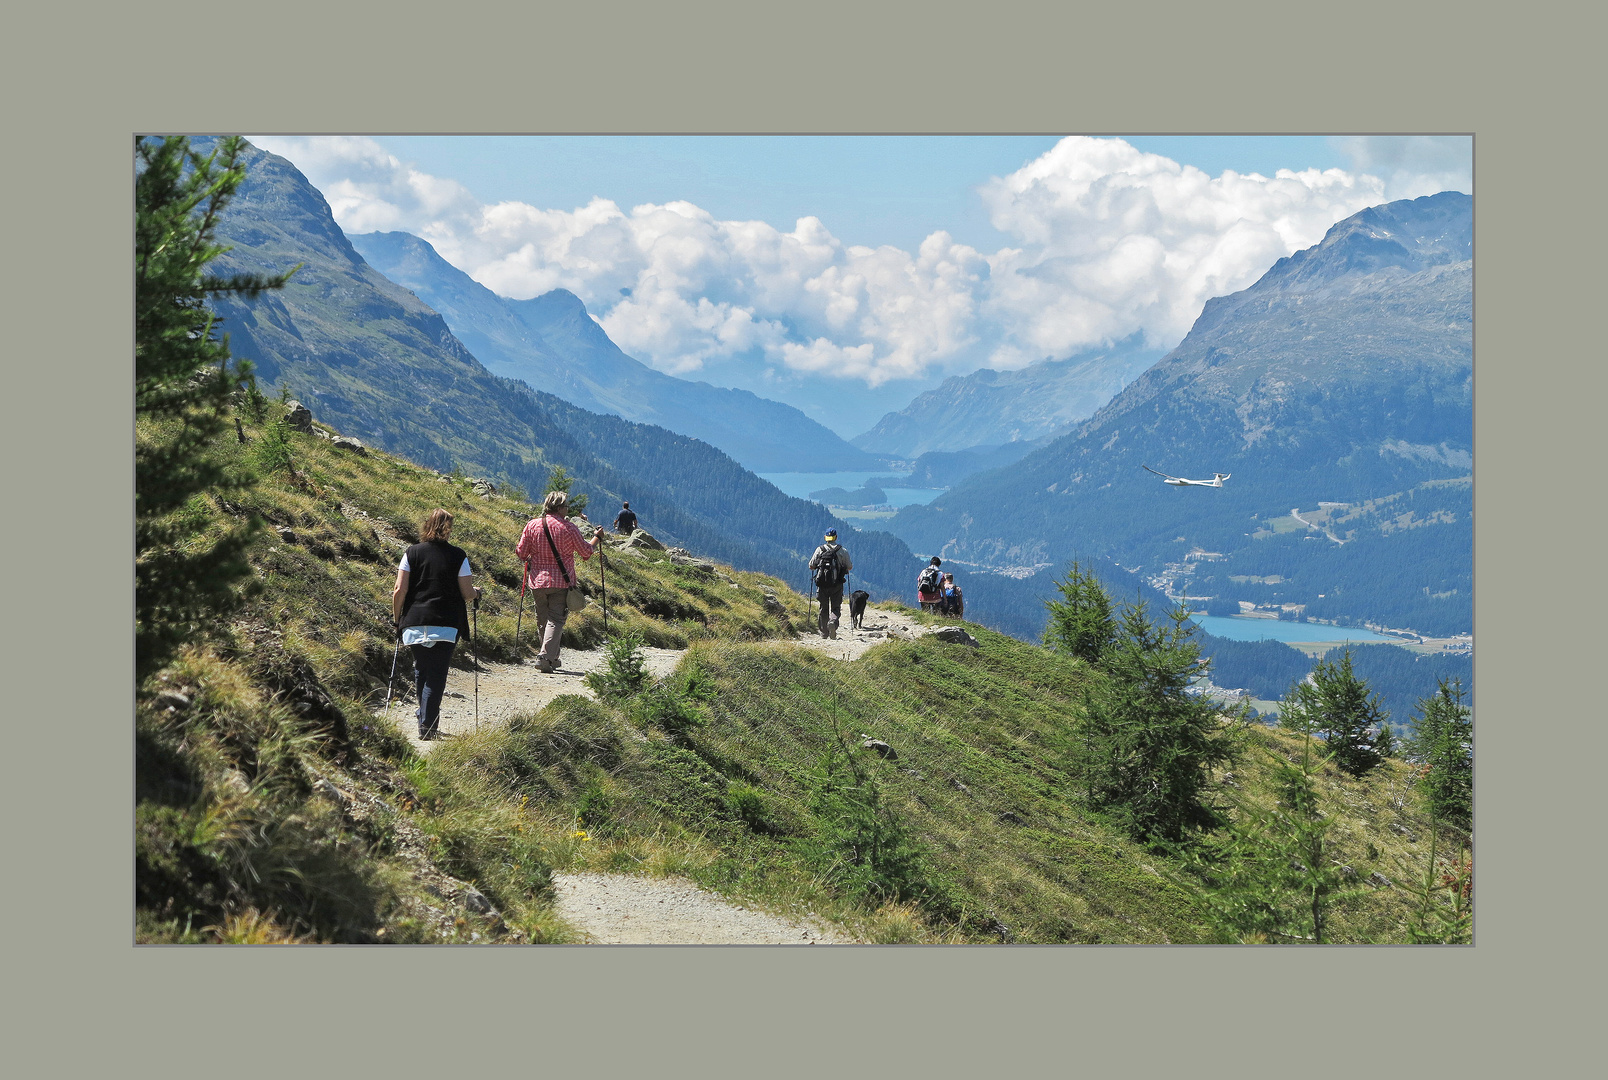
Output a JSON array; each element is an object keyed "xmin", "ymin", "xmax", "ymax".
[
  {"xmin": 926, "ymin": 626, "xmax": 980, "ymax": 648},
  {"xmin": 860, "ymin": 737, "xmax": 898, "ymax": 760}
]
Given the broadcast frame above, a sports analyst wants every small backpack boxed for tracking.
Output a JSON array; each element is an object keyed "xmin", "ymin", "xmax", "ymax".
[{"xmin": 813, "ymin": 545, "xmax": 843, "ymax": 589}]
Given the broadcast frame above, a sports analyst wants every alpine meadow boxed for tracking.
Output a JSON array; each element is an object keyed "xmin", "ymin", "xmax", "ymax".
[{"xmin": 134, "ymin": 135, "xmax": 1473, "ymax": 944}]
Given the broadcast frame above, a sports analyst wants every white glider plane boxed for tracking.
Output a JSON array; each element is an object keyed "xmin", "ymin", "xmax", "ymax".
[{"xmin": 1141, "ymin": 464, "xmax": 1231, "ymax": 488}]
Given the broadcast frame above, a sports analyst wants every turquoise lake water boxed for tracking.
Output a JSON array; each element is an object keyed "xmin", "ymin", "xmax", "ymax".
[
  {"xmin": 1188, "ymin": 614, "xmax": 1400, "ymax": 644},
  {"xmin": 758, "ymin": 471, "xmax": 945, "ymax": 508}
]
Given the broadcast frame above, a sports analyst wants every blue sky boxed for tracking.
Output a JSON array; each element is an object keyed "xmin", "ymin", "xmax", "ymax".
[
  {"xmin": 257, "ymin": 134, "xmax": 1471, "ymax": 436},
  {"xmin": 359, "ymin": 134, "xmax": 1354, "ymax": 255}
]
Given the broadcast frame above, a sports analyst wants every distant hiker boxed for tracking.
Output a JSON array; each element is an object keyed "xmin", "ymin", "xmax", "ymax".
[
  {"xmin": 516, "ymin": 490, "xmax": 604, "ymax": 673},
  {"xmin": 392, "ymin": 509, "xmax": 482, "ymax": 741},
  {"xmin": 939, "ymin": 573, "xmax": 964, "ymax": 619},
  {"xmin": 917, "ymin": 557, "xmax": 943, "ymax": 612},
  {"xmin": 613, "ymin": 501, "xmax": 638, "ymax": 534},
  {"xmin": 808, "ymin": 528, "xmax": 853, "ymax": 639}
]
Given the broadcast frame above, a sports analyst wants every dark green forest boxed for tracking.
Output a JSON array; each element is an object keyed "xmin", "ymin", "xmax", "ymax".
[
  {"xmin": 1203, "ymin": 637, "xmax": 1472, "ymax": 731},
  {"xmin": 1191, "ymin": 484, "xmax": 1472, "ymax": 637}
]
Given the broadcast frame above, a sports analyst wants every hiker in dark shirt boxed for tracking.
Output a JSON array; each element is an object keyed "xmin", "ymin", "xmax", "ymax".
[
  {"xmin": 392, "ymin": 508, "xmax": 481, "ymax": 741},
  {"xmin": 808, "ymin": 528, "xmax": 853, "ymax": 639},
  {"xmin": 613, "ymin": 501, "xmax": 638, "ymax": 534},
  {"xmin": 917, "ymin": 557, "xmax": 943, "ymax": 612}
]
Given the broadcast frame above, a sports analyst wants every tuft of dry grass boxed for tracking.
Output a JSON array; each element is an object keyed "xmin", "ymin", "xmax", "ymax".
[{"xmin": 206, "ymin": 908, "xmax": 322, "ymax": 944}]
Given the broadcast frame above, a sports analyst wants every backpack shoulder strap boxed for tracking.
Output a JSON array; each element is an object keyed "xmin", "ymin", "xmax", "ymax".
[{"xmin": 542, "ymin": 519, "xmax": 573, "ymax": 587}]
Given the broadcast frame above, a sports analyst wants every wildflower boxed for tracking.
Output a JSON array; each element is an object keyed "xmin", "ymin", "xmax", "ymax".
[{"xmin": 572, "ymin": 830, "xmax": 590, "ymax": 841}]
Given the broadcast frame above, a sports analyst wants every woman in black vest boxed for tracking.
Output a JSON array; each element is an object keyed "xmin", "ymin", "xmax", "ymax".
[{"xmin": 391, "ymin": 508, "xmax": 482, "ymax": 740}]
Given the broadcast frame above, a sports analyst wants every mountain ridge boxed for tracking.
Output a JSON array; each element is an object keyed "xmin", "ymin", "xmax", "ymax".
[
  {"xmin": 851, "ymin": 338, "xmax": 1164, "ymax": 458},
  {"xmin": 888, "ymin": 192, "xmax": 1473, "ymax": 638},
  {"xmin": 201, "ymin": 138, "xmax": 923, "ymax": 600},
  {"xmin": 349, "ymin": 230, "xmax": 883, "ymax": 472}
]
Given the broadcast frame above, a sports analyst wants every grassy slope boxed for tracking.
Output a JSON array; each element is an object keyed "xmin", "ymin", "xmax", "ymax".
[{"xmin": 136, "ymin": 411, "xmax": 1463, "ymax": 944}]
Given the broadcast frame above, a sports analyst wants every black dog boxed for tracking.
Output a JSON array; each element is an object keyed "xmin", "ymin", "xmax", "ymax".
[{"xmin": 849, "ymin": 590, "xmax": 870, "ymax": 630}]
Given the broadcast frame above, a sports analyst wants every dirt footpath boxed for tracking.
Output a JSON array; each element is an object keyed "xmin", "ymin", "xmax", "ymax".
[
  {"xmin": 551, "ymin": 873, "xmax": 856, "ymax": 945},
  {"xmin": 790, "ymin": 604, "xmax": 927, "ymax": 662},
  {"xmin": 375, "ymin": 604, "xmax": 937, "ymax": 943},
  {"xmin": 386, "ymin": 644, "xmax": 684, "ymax": 755},
  {"xmin": 384, "ymin": 606, "xmax": 931, "ymax": 754}
]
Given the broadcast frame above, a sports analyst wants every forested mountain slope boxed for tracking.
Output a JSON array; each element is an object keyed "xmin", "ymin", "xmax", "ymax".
[
  {"xmin": 349, "ymin": 231, "xmax": 881, "ymax": 472},
  {"xmin": 200, "ymin": 138, "xmax": 922, "ymax": 599},
  {"xmin": 891, "ymin": 192, "xmax": 1473, "ymax": 637}
]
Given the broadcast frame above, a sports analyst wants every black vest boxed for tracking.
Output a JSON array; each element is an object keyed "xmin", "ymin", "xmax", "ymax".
[{"xmin": 399, "ymin": 540, "xmax": 470, "ymax": 636}]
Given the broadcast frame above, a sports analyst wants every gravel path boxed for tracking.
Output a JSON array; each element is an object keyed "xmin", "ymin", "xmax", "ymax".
[
  {"xmin": 377, "ymin": 604, "xmax": 935, "ymax": 943},
  {"xmin": 551, "ymin": 872, "xmax": 855, "ymax": 944},
  {"xmin": 384, "ymin": 607, "xmax": 929, "ymax": 755},
  {"xmin": 385, "ymin": 645, "xmax": 684, "ymax": 755},
  {"xmin": 789, "ymin": 605, "xmax": 928, "ymax": 662}
]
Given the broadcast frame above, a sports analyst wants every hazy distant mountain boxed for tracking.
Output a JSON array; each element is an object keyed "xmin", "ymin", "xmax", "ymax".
[
  {"xmin": 200, "ymin": 139, "xmax": 922, "ymax": 599},
  {"xmin": 902, "ymin": 441, "xmax": 1044, "ymax": 488},
  {"xmin": 891, "ymin": 192, "xmax": 1473, "ymax": 637},
  {"xmin": 349, "ymin": 231, "xmax": 882, "ymax": 473},
  {"xmin": 851, "ymin": 340, "xmax": 1163, "ymax": 458}
]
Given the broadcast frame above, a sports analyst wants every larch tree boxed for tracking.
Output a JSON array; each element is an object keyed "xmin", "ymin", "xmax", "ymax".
[
  {"xmin": 1406, "ymin": 678, "xmax": 1473, "ymax": 832},
  {"xmin": 1076, "ymin": 600, "xmax": 1239, "ymax": 843},
  {"xmin": 1043, "ymin": 560, "xmax": 1116, "ymax": 666},
  {"xmin": 135, "ymin": 135, "xmax": 294, "ymax": 682},
  {"xmin": 1279, "ymin": 649, "xmax": 1392, "ymax": 777}
]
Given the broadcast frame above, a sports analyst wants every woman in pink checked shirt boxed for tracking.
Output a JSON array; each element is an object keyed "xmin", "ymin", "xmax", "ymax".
[{"xmin": 515, "ymin": 489, "xmax": 606, "ymax": 673}]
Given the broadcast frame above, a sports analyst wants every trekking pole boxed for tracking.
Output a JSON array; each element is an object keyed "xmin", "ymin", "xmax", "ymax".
[
  {"xmin": 382, "ymin": 631, "xmax": 401, "ymax": 717},
  {"xmin": 515, "ymin": 557, "xmax": 528, "ymax": 662},
  {"xmin": 599, "ymin": 543, "xmax": 609, "ymax": 635},
  {"xmin": 472, "ymin": 595, "xmax": 481, "ymax": 731}
]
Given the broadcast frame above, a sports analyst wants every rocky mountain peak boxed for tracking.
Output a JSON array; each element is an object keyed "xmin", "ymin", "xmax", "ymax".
[{"xmin": 1258, "ymin": 191, "xmax": 1472, "ymax": 294}]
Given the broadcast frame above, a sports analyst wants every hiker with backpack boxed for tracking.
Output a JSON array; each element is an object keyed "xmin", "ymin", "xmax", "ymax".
[
  {"xmin": 613, "ymin": 501, "xmax": 638, "ymax": 534},
  {"xmin": 808, "ymin": 528, "xmax": 853, "ymax": 639},
  {"xmin": 917, "ymin": 557, "xmax": 943, "ymax": 612},
  {"xmin": 939, "ymin": 572, "xmax": 964, "ymax": 619},
  {"xmin": 392, "ymin": 508, "xmax": 482, "ymax": 741},
  {"xmin": 516, "ymin": 490, "xmax": 605, "ymax": 673}
]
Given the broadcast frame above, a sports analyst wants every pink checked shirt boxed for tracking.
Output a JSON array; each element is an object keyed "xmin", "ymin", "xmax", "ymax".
[{"xmin": 516, "ymin": 514, "xmax": 596, "ymax": 589}]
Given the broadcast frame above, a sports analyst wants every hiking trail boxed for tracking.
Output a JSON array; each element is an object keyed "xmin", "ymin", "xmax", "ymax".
[
  {"xmin": 376, "ymin": 604, "xmax": 931, "ymax": 944},
  {"xmin": 549, "ymin": 872, "xmax": 855, "ymax": 944},
  {"xmin": 382, "ymin": 604, "xmax": 929, "ymax": 755}
]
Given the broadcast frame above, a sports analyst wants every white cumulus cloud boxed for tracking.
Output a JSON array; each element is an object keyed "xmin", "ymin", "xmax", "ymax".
[
  {"xmin": 251, "ymin": 134, "xmax": 1463, "ymax": 388},
  {"xmin": 976, "ymin": 137, "xmax": 1390, "ymax": 354}
]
